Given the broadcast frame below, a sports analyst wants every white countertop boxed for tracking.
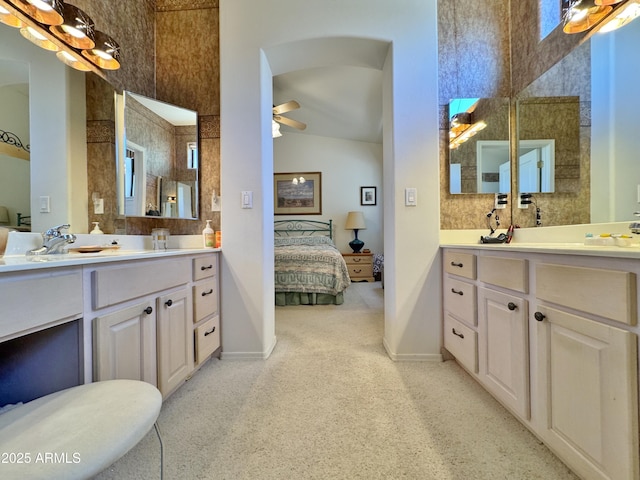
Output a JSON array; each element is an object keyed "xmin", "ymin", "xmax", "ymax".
[
  {"xmin": 440, "ymin": 241, "xmax": 640, "ymax": 259},
  {"xmin": 0, "ymin": 232, "xmax": 220, "ymax": 273}
]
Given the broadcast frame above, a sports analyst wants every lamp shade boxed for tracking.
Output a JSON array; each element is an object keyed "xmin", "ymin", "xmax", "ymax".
[
  {"xmin": 49, "ymin": 3, "xmax": 95, "ymax": 50},
  {"xmin": 345, "ymin": 211, "xmax": 366, "ymax": 230},
  {"xmin": 562, "ymin": 0, "xmax": 612, "ymax": 33},
  {"xmin": 0, "ymin": 206, "xmax": 9, "ymax": 224}
]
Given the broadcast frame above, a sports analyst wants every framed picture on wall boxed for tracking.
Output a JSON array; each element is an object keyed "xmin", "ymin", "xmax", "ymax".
[
  {"xmin": 360, "ymin": 186, "xmax": 377, "ymax": 206},
  {"xmin": 274, "ymin": 172, "xmax": 322, "ymax": 215}
]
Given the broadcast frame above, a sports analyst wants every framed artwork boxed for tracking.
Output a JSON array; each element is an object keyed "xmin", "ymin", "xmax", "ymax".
[
  {"xmin": 274, "ymin": 172, "xmax": 322, "ymax": 215},
  {"xmin": 360, "ymin": 186, "xmax": 377, "ymax": 206}
]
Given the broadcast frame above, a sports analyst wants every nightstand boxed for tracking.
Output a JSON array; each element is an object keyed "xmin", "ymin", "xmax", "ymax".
[{"xmin": 342, "ymin": 253, "xmax": 374, "ymax": 282}]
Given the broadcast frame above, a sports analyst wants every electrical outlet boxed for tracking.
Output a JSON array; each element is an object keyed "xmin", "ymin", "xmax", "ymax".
[{"xmin": 494, "ymin": 193, "xmax": 507, "ymax": 209}]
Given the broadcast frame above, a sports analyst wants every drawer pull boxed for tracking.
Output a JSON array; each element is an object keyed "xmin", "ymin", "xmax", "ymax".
[
  {"xmin": 165, "ymin": 299, "xmax": 173, "ymax": 307},
  {"xmin": 353, "ymin": 258, "xmax": 362, "ymax": 263},
  {"xmin": 354, "ymin": 269, "xmax": 362, "ymax": 273},
  {"xmin": 450, "ymin": 261, "xmax": 463, "ymax": 268},
  {"xmin": 451, "ymin": 288, "xmax": 463, "ymax": 296},
  {"xmin": 202, "ymin": 289, "xmax": 214, "ymax": 297},
  {"xmin": 144, "ymin": 306, "xmax": 153, "ymax": 315},
  {"xmin": 452, "ymin": 328, "xmax": 464, "ymax": 339},
  {"xmin": 200, "ymin": 265, "xmax": 213, "ymax": 271},
  {"xmin": 507, "ymin": 302, "xmax": 517, "ymax": 311},
  {"xmin": 204, "ymin": 326, "xmax": 216, "ymax": 336},
  {"xmin": 534, "ymin": 311, "xmax": 546, "ymax": 322}
]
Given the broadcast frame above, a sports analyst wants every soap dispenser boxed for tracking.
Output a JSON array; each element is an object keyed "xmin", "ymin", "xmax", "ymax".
[
  {"xmin": 90, "ymin": 222, "xmax": 103, "ymax": 235},
  {"xmin": 203, "ymin": 220, "xmax": 214, "ymax": 247}
]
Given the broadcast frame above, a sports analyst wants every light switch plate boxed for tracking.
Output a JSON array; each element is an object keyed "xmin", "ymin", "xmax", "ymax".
[
  {"xmin": 39, "ymin": 196, "xmax": 50, "ymax": 213},
  {"xmin": 405, "ymin": 188, "xmax": 417, "ymax": 206},
  {"xmin": 241, "ymin": 191, "xmax": 253, "ymax": 209}
]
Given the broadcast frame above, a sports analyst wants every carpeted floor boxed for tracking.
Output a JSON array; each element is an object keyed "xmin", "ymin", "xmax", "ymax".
[{"xmin": 94, "ymin": 282, "xmax": 577, "ymax": 480}]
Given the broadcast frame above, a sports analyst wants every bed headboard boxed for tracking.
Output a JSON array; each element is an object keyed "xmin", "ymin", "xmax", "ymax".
[{"xmin": 274, "ymin": 219, "xmax": 333, "ymax": 239}]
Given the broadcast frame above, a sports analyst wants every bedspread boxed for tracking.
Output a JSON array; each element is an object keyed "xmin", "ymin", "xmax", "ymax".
[{"xmin": 275, "ymin": 239, "xmax": 351, "ymax": 296}]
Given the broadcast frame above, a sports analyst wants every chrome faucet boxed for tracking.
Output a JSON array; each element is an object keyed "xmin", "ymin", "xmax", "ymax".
[
  {"xmin": 27, "ymin": 224, "xmax": 77, "ymax": 255},
  {"xmin": 630, "ymin": 212, "xmax": 640, "ymax": 234}
]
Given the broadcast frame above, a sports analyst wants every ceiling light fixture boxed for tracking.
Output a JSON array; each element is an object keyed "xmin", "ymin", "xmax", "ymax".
[
  {"xmin": 0, "ymin": 4, "xmax": 23, "ymax": 27},
  {"xmin": 0, "ymin": 0, "xmax": 121, "ymax": 73},
  {"xmin": 562, "ymin": 0, "xmax": 640, "ymax": 33},
  {"xmin": 82, "ymin": 30, "xmax": 121, "ymax": 70},
  {"xmin": 10, "ymin": 0, "xmax": 63, "ymax": 25},
  {"xmin": 49, "ymin": 3, "xmax": 94, "ymax": 49}
]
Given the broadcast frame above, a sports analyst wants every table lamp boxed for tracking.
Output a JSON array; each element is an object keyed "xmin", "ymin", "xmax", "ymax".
[{"xmin": 345, "ymin": 211, "xmax": 366, "ymax": 253}]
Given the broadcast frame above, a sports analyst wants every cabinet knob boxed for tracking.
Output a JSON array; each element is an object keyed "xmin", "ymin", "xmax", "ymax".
[
  {"xmin": 452, "ymin": 328, "xmax": 464, "ymax": 339},
  {"xmin": 450, "ymin": 261, "xmax": 463, "ymax": 268},
  {"xmin": 204, "ymin": 326, "xmax": 216, "ymax": 336},
  {"xmin": 165, "ymin": 299, "xmax": 173, "ymax": 307},
  {"xmin": 534, "ymin": 311, "xmax": 546, "ymax": 322},
  {"xmin": 507, "ymin": 302, "xmax": 517, "ymax": 311},
  {"xmin": 144, "ymin": 306, "xmax": 153, "ymax": 315},
  {"xmin": 202, "ymin": 289, "xmax": 214, "ymax": 297},
  {"xmin": 201, "ymin": 265, "xmax": 213, "ymax": 271},
  {"xmin": 354, "ymin": 269, "xmax": 362, "ymax": 273},
  {"xmin": 451, "ymin": 288, "xmax": 463, "ymax": 296}
]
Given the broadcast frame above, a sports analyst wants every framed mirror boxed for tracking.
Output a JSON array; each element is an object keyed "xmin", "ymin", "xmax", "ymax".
[
  {"xmin": 116, "ymin": 91, "xmax": 199, "ymax": 219},
  {"xmin": 449, "ymin": 97, "xmax": 510, "ymax": 194}
]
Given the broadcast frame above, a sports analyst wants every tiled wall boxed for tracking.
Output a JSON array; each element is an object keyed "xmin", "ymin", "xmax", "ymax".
[{"xmin": 83, "ymin": 0, "xmax": 220, "ymax": 235}]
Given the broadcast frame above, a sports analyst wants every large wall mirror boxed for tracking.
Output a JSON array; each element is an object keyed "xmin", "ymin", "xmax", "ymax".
[
  {"xmin": 515, "ymin": 18, "xmax": 640, "ymax": 226},
  {"xmin": 0, "ymin": 59, "xmax": 30, "ymax": 230},
  {"xmin": 116, "ymin": 91, "xmax": 199, "ymax": 220},
  {"xmin": 449, "ymin": 97, "xmax": 510, "ymax": 194}
]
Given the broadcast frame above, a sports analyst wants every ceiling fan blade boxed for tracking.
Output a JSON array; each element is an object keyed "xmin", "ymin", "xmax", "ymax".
[
  {"xmin": 274, "ymin": 115, "xmax": 306, "ymax": 131},
  {"xmin": 273, "ymin": 100, "xmax": 300, "ymax": 115}
]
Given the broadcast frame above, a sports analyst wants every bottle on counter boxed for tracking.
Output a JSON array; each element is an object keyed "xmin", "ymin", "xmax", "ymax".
[
  {"xmin": 203, "ymin": 220, "xmax": 215, "ymax": 248},
  {"xmin": 90, "ymin": 222, "xmax": 103, "ymax": 234}
]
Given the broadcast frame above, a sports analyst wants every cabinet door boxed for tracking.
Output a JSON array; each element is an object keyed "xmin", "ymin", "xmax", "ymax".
[
  {"xmin": 93, "ymin": 300, "xmax": 156, "ymax": 385},
  {"xmin": 157, "ymin": 287, "xmax": 193, "ymax": 397},
  {"xmin": 478, "ymin": 287, "xmax": 529, "ymax": 419},
  {"xmin": 534, "ymin": 305, "xmax": 639, "ymax": 480}
]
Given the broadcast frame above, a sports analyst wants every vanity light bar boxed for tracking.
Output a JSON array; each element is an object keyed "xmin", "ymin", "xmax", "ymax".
[
  {"xmin": 449, "ymin": 121, "xmax": 487, "ymax": 149},
  {"xmin": 0, "ymin": 0, "xmax": 120, "ymax": 75}
]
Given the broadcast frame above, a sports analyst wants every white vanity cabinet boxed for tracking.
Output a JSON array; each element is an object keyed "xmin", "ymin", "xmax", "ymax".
[
  {"xmin": 443, "ymin": 250, "xmax": 478, "ymax": 373},
  {"xmin": 441, "ymin": 247, "xmax": 640, "ymax": 480},
  {"xmin": 90, "ymin": 257, "xmax": 194, "ymax": 398},
  {"xmin": 533, "ymin": 263, "xmax": 638, "ymax": 480},
  {"xmin": 192, "ymin": 254, "xmax": 221, "ymax": 366},
  {"xmin": 477, "ymin": 256, "xmax": 530, "ymax": 420}
]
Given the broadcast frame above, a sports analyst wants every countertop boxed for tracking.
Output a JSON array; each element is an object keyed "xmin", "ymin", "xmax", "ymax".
[
  {"xmin": 440, "ymin": 242, "xmax": 640, "ymax": 259},
  {"xmin": 0, "ymin": 232, "xmax": 220, "ymax": 273}
]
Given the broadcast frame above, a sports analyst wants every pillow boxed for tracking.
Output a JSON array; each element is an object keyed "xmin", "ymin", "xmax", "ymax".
[{"xmin": 274, "ymin": 235, "xmax": 334, "ymax": 247}]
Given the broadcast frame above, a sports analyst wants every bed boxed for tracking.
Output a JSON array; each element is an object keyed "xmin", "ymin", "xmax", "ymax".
[{"xmin": 274, "ymin": 219, "xmax": 351, "ymax": 306}]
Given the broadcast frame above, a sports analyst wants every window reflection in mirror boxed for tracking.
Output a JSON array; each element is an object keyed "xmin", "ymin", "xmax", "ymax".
[
  {"xmin": 116, "ymin": 91, "xmax": 199, "ymax": 219},
  {"xmin": 448, "ymin": 97, "xmax": 510, "ymax": 194}
]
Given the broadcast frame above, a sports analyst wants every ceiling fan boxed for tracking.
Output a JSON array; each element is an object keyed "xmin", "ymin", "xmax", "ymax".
[{"xmin": 273, "ymin": 100, "xmax": 307, "ymax": 135}]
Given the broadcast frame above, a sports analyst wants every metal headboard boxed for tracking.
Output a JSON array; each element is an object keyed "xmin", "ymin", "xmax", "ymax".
[{"xmin": 274, "ymin": 219, "xmax": 333, "ymax": 239}]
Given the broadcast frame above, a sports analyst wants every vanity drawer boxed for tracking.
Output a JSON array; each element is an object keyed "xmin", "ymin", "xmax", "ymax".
[
  {"xmin": 195, "ymin": 316, "xmax": 220, "ymax": 364},
  {"xmin": 444, "ymin": 313, "xmax": 478, "ymax": 373},
  {"xmin": 443, "ymin": 276, "xmax": 477, "ymax": 326},
  {"xmin": 92, "ymin": 258, "xmax": 190, "ymax": 309},
  {"xmin": 0, "ymin": 268, "xmax": 83, "ymax": 341},
  {"xmin": 478, "ymin": 256, "xmax": 528, "ymax": 293},
  {"xmin": 193, "ymin": 255, "xmax": 217, "ymax": 281},
  {"xmin": 193, "ymin": 279, "xmax": 218, "ymax": 323},
  {"xmin": 444, "ymin": 251, "xmax": 476, "ymax": 279},
  {"xmin": 536, "ymin": 263, "xmax": 636, "ymax": 325}
]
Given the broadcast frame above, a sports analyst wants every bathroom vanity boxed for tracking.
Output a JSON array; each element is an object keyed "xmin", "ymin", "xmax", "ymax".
[
  {"xmin": 442, "ymin": 243, "xmax": 639, "ymax": 480},
  {"xmin": 0, "ymin": 240, "xmax": 221, "ymax": 403}
]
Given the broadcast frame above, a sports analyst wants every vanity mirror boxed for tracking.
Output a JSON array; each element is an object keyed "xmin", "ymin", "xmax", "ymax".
[
  {"xmin": 116, "ymin": 91, "xmax": 199, "ymax": 220},
  {"xmin": 514, "ymin": 18, "xmax": 640, "ymax": 226},
  {"xmin": 0, "ymin": 59, "xmax": 30, "ymax": 230},
  {"xmin": 449, "ymin": 97, "xmax": 510, "ymax": 194}
]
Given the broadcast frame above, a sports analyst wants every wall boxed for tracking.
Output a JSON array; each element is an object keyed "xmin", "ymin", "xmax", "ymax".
[
  {"xmin": 273, "ymin": 133, "xmax": 383, "ymax": 255},
  {"xmin": 220, "ymin": 0, "xmax": 440, "ymax": 360}
]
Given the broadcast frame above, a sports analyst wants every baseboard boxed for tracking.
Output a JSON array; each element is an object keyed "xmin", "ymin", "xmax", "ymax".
[
  {"xmin": 220, "ymin": 336, "xmax": 277, "ymax": 360},
  {"xmin": 383, "ymin": 337, "xmax": 443, "ymax": 362}
]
